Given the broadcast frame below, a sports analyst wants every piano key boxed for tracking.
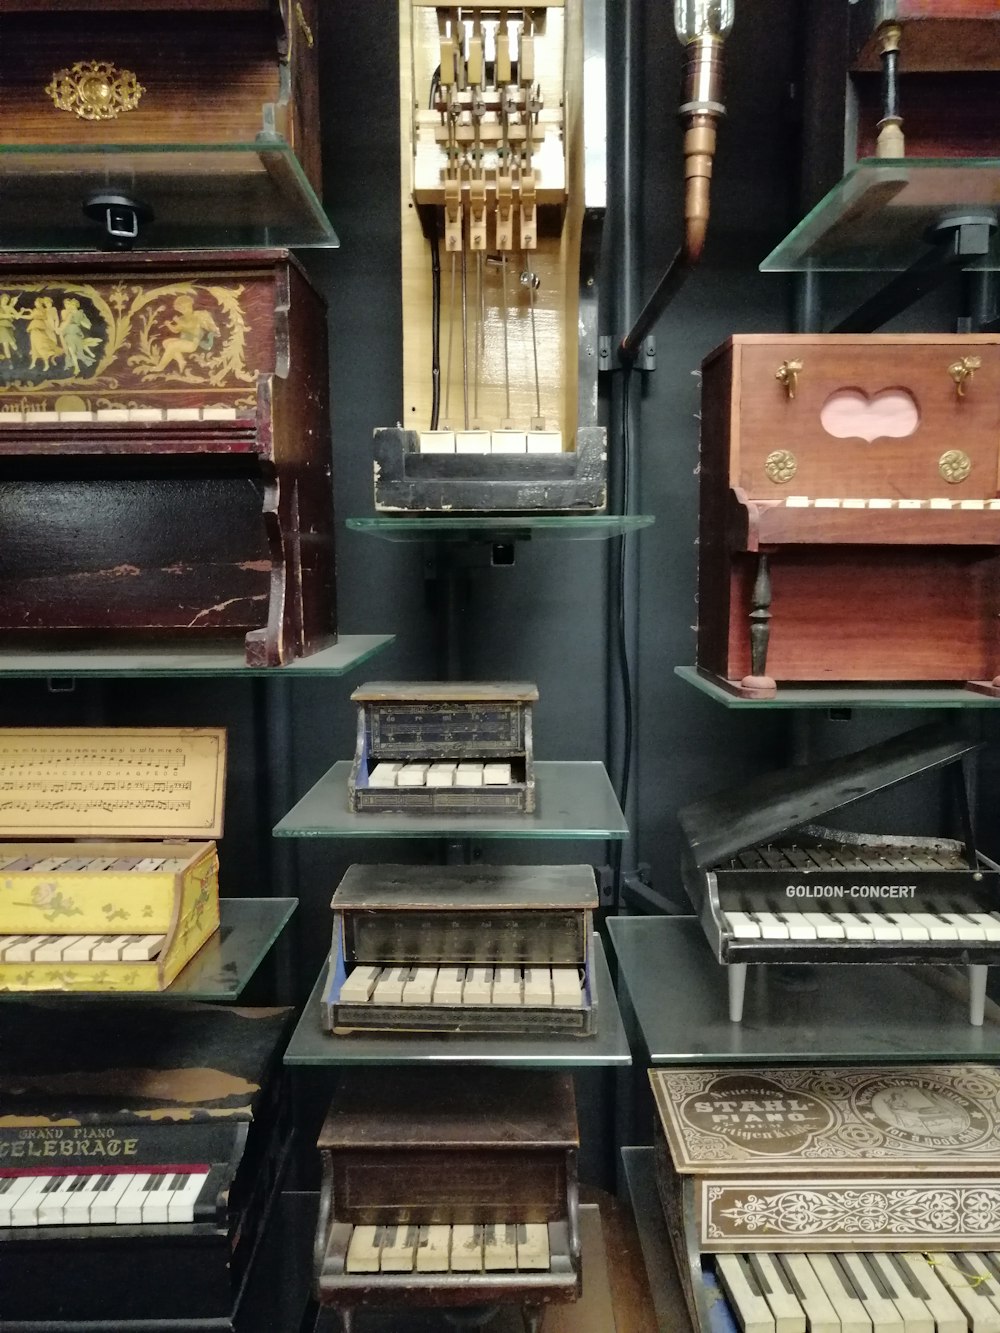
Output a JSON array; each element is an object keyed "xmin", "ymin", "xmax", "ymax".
[
  {"xmin": 750, "ymin": 912, "xmax": 790, "ymax": 940},
  {"xmin": 961, "ymin": 498, "xmax": 987, "ymax": 510},
  {"xmin": 63, "ymin": 1174, "xmax": 112, "ymax": 1226},
  {"xmin": 867, "ymin": 1254, "xmax": 934, "ymax": 1333},
  {"xmin": 368, "ymin": 762, "xmax": 402, "ymax": 789},
  {"xmin": 11, "ymin": 1176, "xmax": 56, "ymax": 1226},
  {"xmin": 492, "ymin": 966, "xmax": 523, "ymax": 1005},
  {"xmin": 883, "ymin": 912, "xmax": 930, "ymax": 942},
  {"xmin": 119, "ymin": 934, "xmax": 165, "ymax": 961},
  {"xmin": 380, "ymin": 1223, "xmax": 419, "ymax": 1272},
  {"xmin": 157, "ymin": 858, "xmax": 191, "ymax": 874},
  {"xmin": 808, "ymin": 1252, "xmax": 873, "ymax": 1331},
  {"xmin": 964, "ymin": 913, "xmax": 1000, "ymax": 942},
  {"xmin": 772, "ymin": 911, "xmax": 818, "ymax": 942},
  {"xmin": 842, "ymin": 498, "xmax": 866, "ymax": 509},
  {"xmin": 463, "ymin": 967, "xmax": 494, "ymax": 1004},
  {"xmin": 426, "ymin": 767, "xmax": 455, "ymax": 788},
  {"xmin": 89, "ymin": 1173, "xmax": 134, "ymax": 1225},
  {"xmin": 552, "ymin": 968, "xmax": 583, "ymax": 1008},
  {"xmin": 839, "ymin": 1252, "xmax": 903, "ymax": 1329},
  {"xmin": 165, "ymin": 1171, "xmax": 210, "ymax": 1224},
  {"xmin": 164, "ymin": 407, "xmax": 202, "ymax": 422},
  {"xmin": 935, "ymin": 912, "xmax": 988, "ymax": 941},
  {"xmin": 133, "ymin": 858, "xmax": 166, "ymax": 873},
  {"xmin": 483, "ymin": 1223, "xmax": 519, "ymax": 1270},
  {"xmin": 373, "ymin": 966, "xmax": 409, "ymax": 1004},
  {"xmin": 3, "ymin": 858, "xmax": 36, "ymax": 872},
  {"xmin": 747, "ymin": 1253, "xmax": 805, "ymax": 1333},
  {"xmin": 107, "ymin": 858, "xmax": 143, "ymax": 872},
  {"xmin": 0, "ymin": 936, "xmax": 30, "ymax": 960},
  {"xmin": 455, "ymin": 763, "xmax": 485, "ymax": 787},
  {"xmin": 800, "ymin": 912, "xmax": 846, "ymax": 940},
  {"xmin": 139, "ymin": 1173, "xmax": 173, "ymax": 1224},
  {"xmin": 784, "ymin": 496, "xmax": 809, "ymax": 507},
  {"xmin": 33, "ymin": 935, "xmax": 85, "ymax": 962},
  {"xmin": 29, "ymin": 857, "xmax": 70, "ymax": 873},
  {"xmin": 925, "ymin": 1253, "xmax": 1000, "ymax": 1331},
  {"xmin": 907, "ymin": 912, "xmax": 960, "ymax": 941},
  {"xmin": 777, "ymin": 1255, "xmax": 840, "ymax": 1333},
  {"xmin": 516, "ymin": 1223, "xmax": 550, "ymax": 1271},
  {"xmin": 201, "ymin": 406, "xmax": 239, "ymax": 421},
  {"xmin": 346, "ymin": 1225, "xmax": 384, "ymax": 1273},
  {"xmin": 39, "ymin": 1175, "xmax": 90, "ymax": 1226},
  {"xmin": 858, "ymin": 912, "xmax": 903, "ymax": 941},
  {"xmin": 716, "ymin": 1253, "xmax": 776, "ymax": 1333},
  {"xmin": 95, "ymin": 408, "xmax": 129, "ymax": 421},
  {"xmin": 432, "ymin": 967, "xmax": 466, "ymax": 1004},
  {"xmin": 402, "ymin": 967, "xmax": 438, "ymax": 1004},
  {"xmin": 451, "ymin": 1224, "xmax": 484, "ymax": 1272},
  {"xmin": 958, "ymin": 1255, "xmax": 1000, "ymax": 1316},
  {"xmin": 0, "ymin": 1176, "xmax": 36, "ymax": 1224},
  {"xmin": 929, "ymin": 497, "xmax": 954, "ymax": 509},
  {"xmin": 115, "ymin": 1174, "xmax": 155, "ymax": 1225},
  {"xmin": 61, "ymin": 935, "xmax": 102, "ymax": 962},
  {"xmin": 897, "ymin": 498, "xmax": 923, "ymax": 510},
  {"xmin": 340, "ymin": 964, "xmax": 383, "ymax": 1003},
  {"xmin": 396, "ymin": 763, "xmax": 430, "ymax": 788},
  {"xmin": 415, "ymin": 1224, "xmax": 452, "ymax": 1273},
  {"xmin": 814, "ymin": 498, "xmax": 841, "ymax": 508},
  {"xmin": 5, "ymin": 935, "xmax": 60, "ymax": 962},
  {"xmin": 724, "ymin": 911, "xmax": 762, "ymax": 940},
  {"xmin": 523, "ymin": 967, "xmax": 553, "ymax": 1005},
  {"xmin": 56, "ymin": 857, "xmax": 98, "ymax": 872},
  {"xmin": 483, "ymin": 763, "xmax": 512, "ymax": 785},
  {"xmin": 90, "ymin": 934, "xmax": 134, "ymax": 961},
  {"xmin": 868, "ymin": 498, "xmax": 893, "ymax": 508}
]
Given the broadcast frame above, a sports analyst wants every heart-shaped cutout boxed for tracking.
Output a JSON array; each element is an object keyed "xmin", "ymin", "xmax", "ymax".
[{"xmin": 820, "ymin": 388, "xmax": 920, "ymax": 443}]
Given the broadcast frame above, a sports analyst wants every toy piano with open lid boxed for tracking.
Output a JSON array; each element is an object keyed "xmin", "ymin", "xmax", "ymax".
[{"xmin": 0, "ymin": 726, "xmax": 226, "ymax": 992}]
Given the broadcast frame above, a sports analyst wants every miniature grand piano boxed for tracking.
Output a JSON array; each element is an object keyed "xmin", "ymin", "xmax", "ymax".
[
  {"xmin": 372, "ymin": 0, "xmax": 607, "ymax": 513},
  {"xmin": 0, "ymin": 249, "xmax": 334, "ymax": 665},
  {"xmin": 696, "ymin": 333, "xmax": 1000, "ymax": 697},
  {"xmin": 652, "ymin": 1062, "xmax": 1000, "ymax": 1333},
  {"xmin": 679, "ymin": 721, "xmax": 1000, "ymax": 1026},
  {"xmin": 314, "ymin": 1068, "xmax": 581, "ymax": 1332},
  {"xmin": 324, "ymin": 863, "xmax": 598, "ymax": 1036},
  {"xmin": 0, "ymin": 998, "xmax": 292, "ymax": 1331}
]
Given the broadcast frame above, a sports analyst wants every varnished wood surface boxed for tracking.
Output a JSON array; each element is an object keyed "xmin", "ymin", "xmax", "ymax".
[{"xmin": 855, "ymin": 72, "xmax": 1000, "ymax": 155}]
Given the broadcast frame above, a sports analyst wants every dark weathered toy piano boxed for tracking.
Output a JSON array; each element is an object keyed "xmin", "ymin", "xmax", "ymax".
[
  {"xmin": 314, "ymin": 1068, "xmax": 582, "ymax": 1332},
  {"xmin": 349, "ymin": 681, "xmax": 537, "ymax": 814},
  {"xmin": 0, "ymin": 999, "xmax": 292, "ymax": 1332},
  {"xmin": 0, "ymin": 248, "xmax": 334, "ymax": 665},
  {"xmin": 679, "ymin": 722, "xmax": 1000, "ymax": 1026},
  {"xmin": 325, "ymin": 863, "xmax": 598, "ymax": 1036}
]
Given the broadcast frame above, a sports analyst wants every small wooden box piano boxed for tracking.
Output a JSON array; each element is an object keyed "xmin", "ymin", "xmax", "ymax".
[
  {"xmin": 349, "ymin": 681, "xmax": 537, "ymax": 814},
  {"xmin": 315, "ymin": 1068, "xmax": 581, "ymax": 1332},
  {"xmin": 679, "ymin": 722, "xmax": 1000, "ymax": 1027},
  {"xmin": 0, "ymin": 727, "xmax": 225, "ymax": 992},
  {"xmin": 0, "ymin": 249, "xmax": 334, "ymax": 666},
  {"xmin": 324, "ymin": 863, "xmax": 598, "ymax": 1036},
  {"xmin": 652, "ymin": 1062, "xmax": 1000, "ymax": 1333},
  {"xmin": 697, "ymin": 333, "xmax": 1000, "ymax": 697}
]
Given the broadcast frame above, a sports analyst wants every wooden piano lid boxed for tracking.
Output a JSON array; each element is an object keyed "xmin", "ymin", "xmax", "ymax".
[
  {"xmin": 318, "ymin": 1069, "xmax": 578, "ymax": 1152},
  {"xmin": 331, "ymin": 864, "xmax": 598, "ymax": 911},
  {"xmin": 351, "ymin": 682, "xmax": 539, "ymax": 704},
  {"xmin": 678, "ymin": 721, "xmax": 981, "ymax": 872}
]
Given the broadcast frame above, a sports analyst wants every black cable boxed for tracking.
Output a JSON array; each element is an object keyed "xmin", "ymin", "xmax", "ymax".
[
  {"xmin": 611, "ymin": 366, "xmax": 635, "ymax": 911},
  {"xmin": 429, "ymin": 70, "xmax": 442, "ymax": 430}
]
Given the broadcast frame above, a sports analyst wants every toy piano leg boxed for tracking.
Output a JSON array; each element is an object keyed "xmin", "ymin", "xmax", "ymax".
[
  {"xmin": 728, "ymin": 964, "xmax": 748, "ymax": 1022},
  {"xmin": 969, "ymin": 965, "xmax": 988, "ymax": 1027},
  {"xmin": 337, "ymin": 1310, "xmax": 354, "ymax": 1333},
  {"xmin": 523, "ymin": 1307, "xmax": 543, "ymax": 1333},
  {"xmin": 739, "ymin": 553, "xmax": 777, "ymax": 700}
]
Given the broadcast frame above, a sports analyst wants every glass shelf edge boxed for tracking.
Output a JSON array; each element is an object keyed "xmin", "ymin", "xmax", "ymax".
[{"xmin": 675, "ymin": 665, "xmax": 1000, "ymax": 709}]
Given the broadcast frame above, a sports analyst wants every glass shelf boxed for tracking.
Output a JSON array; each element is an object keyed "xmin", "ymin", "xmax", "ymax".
[
  {"xmin": 622, "ymin": 1149, "xmax": 694, "ymax": 1333},
  {"xmin": 761, "ymin": 158, "xmax": 1000, "ymax": 272},
  {"xmin": 273, "ymin": 761, "xmax": 628, "ymax": 840},
  {"xmin": 283, "ymin": 934, "xmax": 630, "ymax": 1068},
  {"xmin": 348, "ymin": 515, "xmax": 655, "ymax": 544},
  {"xmin": 0, "ymin": 898, "xmax": 296, "ymax": 1002},
  {"xmin": 675, "ymin": 666, "xmax": 1000, "ymax": 710},
  {"xmin": 609, "ymin": 916, "xmax": 1000, "ymax": 1065},
  {"xmin": 0, "ymin": 142, "xmax": 339, "ymax": 250},
  {"xmin": 0, "ymin": 634, "xmax": 394, "ymax": 679}
]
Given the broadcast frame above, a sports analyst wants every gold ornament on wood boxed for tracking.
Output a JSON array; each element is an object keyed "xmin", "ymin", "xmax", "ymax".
[
  {"xmin": 764, "ymin": 449, "xmax": 797, "ymax": 484},
  {"xmin": 45, "ymin": 61, "xmax": 145, "ymax": 122},
  {"xmin": 939, "ymin": 449, "xmax": 972, "ymax": 484}
]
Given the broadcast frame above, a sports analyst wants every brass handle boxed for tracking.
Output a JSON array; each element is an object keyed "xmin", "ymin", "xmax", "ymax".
[
  {"xmin": 949, "ymin": 355, "xmax": 982, "ymax": 399},
  {"xmin": 776, "ymin": 359, "xmax": 803, "ymax": 400}
]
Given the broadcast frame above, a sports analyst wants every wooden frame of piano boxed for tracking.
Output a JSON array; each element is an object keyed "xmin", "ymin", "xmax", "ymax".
[{"xmin": 679, "ymin": 721, "xmax": 1000, "ymax": 1027}]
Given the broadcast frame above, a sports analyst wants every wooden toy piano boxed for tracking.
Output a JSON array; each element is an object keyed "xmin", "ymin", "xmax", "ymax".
[
  {"xmin": 324, "ymin": 863, "xmax": 598, "ymax": 1036},
  {"xmin": 0, "ymin": 249, "xmax": 334, "ymax": 666},
  {"xmin": 0, "ymin": 726, "xmax": 226, "ymax": 992},
  {"xmin": 679, "ymin": 721, "xmax": 1000, "ymax": 1027},
  {"xmin": 315, "ymin": 1068, "xmax": 582, "ymax": 1332},
  {"xmin": 1, "ymin": 999, "xmax": 292, "ymax": 1330},
  {"xmin": 696, "ymin": 333, "xmax": 1000, "ymax": 697},
  {"xmin": 652, "ymin": 1062, "xmax": 1000, "ymax": 1333},
  {"xmin": 372, "ymin": 0, "xmax": 607, "ymax": 513},
  {"xmin": 349, "ymin": 681, "xmax": 537, "ymax": 813}
]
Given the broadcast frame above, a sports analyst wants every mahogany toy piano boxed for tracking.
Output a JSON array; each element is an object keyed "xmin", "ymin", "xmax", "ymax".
[
  {"xmin": 679, "ymin": 722, "xmax": 1000, "ymax": 1027},
  {"xmin": 0, "ymin": 249, "xmax": 334, "ymax": 665},
  {"xmin": 314, "ymin": 1068, "xmax": 581, "ymax": 1332},
  {"xmin": 0, "ymin": 999, "xmax": 292, "ymax": 1331},
  {"xmin": 696, "ymin": 333, "xmax": 1000, "ymax": 697}
]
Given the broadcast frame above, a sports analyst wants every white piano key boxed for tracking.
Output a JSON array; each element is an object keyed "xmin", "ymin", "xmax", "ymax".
[
  {"xmin": 156, "ymin": 858, "xmax": 192, "ymax": 874},
  {"xmin": 961, "ymin": 499, "xmax": 987, "ymax": 510},
  {"xmin": 455, "ymin": 763, "xmax": 485, "ymax": 787},
  {"xmin": 450, "ymin": 1224, "xmax": 484, "ymax": 1272},
  {"xmin": 777, "ymin": 1254, "xmax": 840, "ymax": 1333},
  {"xmin": 908, "ymin": 912, "xmax": 960, "ymax": 941},
  {"xmin": 492, "ymin": 966, "xmax": 523, "ymax": 1006},
  {"xmin": 867, "ymin": 1254, "xmax": 934, "ymax": 1333},
  {"xmin": 516, "ymin": 1223, "xmax": 550, "ymax": 1271},
  {"xmin": 751, "ymin": 912, "xmax": 790, "ymax": 940},
  {"xmin": 115, "ymin": 1174, "xmax": 154, "ymax": 1225},
  {"xmin": 90, "ymin": 934, "xmax": 133, "ymax": 961},
  {"xmin": 62, "ymin": 1174, "xmax": 108, "ymax": 1226},
  {"xmin": 774, "ymin": 912, "xmax": 817, "ymax": 941},
  {"xmin": 858, "ymin": 912, "xmax": 903, "ymax": 941},
  {"xmin": 842, "ymin": 498, "xmax": 866, "ymax": 509},
  {"xmin": 425, "ymin": 767, "xmax": 456, "ymax": 787},
  {"xmin": 463, "ymin": 967, "xmax": 494, "ymax": 1004},
  {"xmin": 380, "ymin": 1222, "xmax": 418, "ymax": 1272},
  {"xmin": 483, "ymin": 763, "xmax": 512, "ymax": 785},
  {"xmin": 432, "ymin": 967, "xmax": 466, "ymax": 1004},
  {"xmin": 402, "ymin": 967, "xmax": 437, "ymax": 1004},
  {"xmin": 30, "ymin": 857, "xmax": 70, "ymax": 873},
  {"xmin": 967, "ymin": 913, "xmax": 1000, "ymax": 941},
  {"xmin": 396, "ymin": 763, "xmax": 430, "ymax": 788},
  {"xmin": 929, "ymin": 497, "xmax": 954, "ymax": 509},
  {"xmin": 89, "ymin": 1173, "xmax": 133, "ymax": 1225},
  {"xmin": 800, "ymin": 912, "xmax": 845, "ymax": 940},
  {"xmin": 989, "ymin": 499, "xmax": 1000, "ymax": 510},
  {"xmin": 139, "ymin": 1173, "xmax": 173, "ymax": 1224},
  {"xmin": 346, "ymin": 1225, "xmax": 383, "ymax": 1273},
  {"xmin": 119, "ymin": 934, "xmax": 165, "ymax": 962},
  {"xmin": 33, "ymin": 935, "xmax": 84, "ymax": 962},
  {"xmin": 724, "ymin": 911, "xmax": 762, "ymax": 940},
  {"xmin": 368, "ymin": 762, "xmax": 402, "ymax": 789},
  {"xmin": 483, "ymin": 1222, "xmax": 518, "ymax": 1270},
  {"xmin": 457, "ymin": 430, "xmax": 492, "ymax": 453},
  {"xmin": 897, "ymin": 498, "xmax": 923, "ymax": 510},
  {"xmin": 0, "ymin": 936, "xmax": 29, "ymax": 960},
  {"xmin": 840, "ymin": 1252, "xmax": 904, "ymax": 1330},
  {"xmin": 890, "ymin": 1253, "xmax": 966, "ymax": 1333},
  {"xmin": 935, "ymin": 911, "xmax": 988, "ymax": 941},
  {"xmin": 716, "ymin": 1254, "xmax": 776, "ymax": 1333},
  {"xmin": 0, "ymin": 411, "xmax": 23, "ymax": 424},
  {"xmin": 748, "ymin": 1253, "xmax": 806, "ymax": 1333},
  {"xmin": 488, "ymin": 430, "xmax": 525, "ymax": 454},
  {"xmin": 925, "ymin": 1254, "xmax": 1000, "ymax": 1331},
  {"xmin": 418, "ymin": 430, "xmax": 456, "ymax": 453},
  {"xmin": 61, "ymin": 935, "xmax": 101, "ymax": 962},
  {"xmin": 11, "ymin": 1176, "xmax": 55, "ymax": 1226},
  {"xmin": 164, "ymin": 407, "xmax": 202, "ymax": 422},
  {"xmin": 959, "ymin": 1255, "xmax": 1000, "ymax": 1317},
  {"xmin": 58, "ymin": 410, "xmax": 93, "ymax": 423},
  {"xmin": 201, "ymin": 406, "xmax": 238, "ymax": 421},
  {"xmin": 164, "ymin": 1171, "xmax": 209, "ymax": 1224},
  {"xmin": 523, "ymin": 967, "xmax": 553, "ymax": 1005},
  {"xmin": 813, "ymin": 498, "xmax": 841, "ymax": 508},
  {"xmin": 525, "ymin": 431, "xmax": 563, "ymax": 454},
  {"xmin": 373, "ymin": 967, "xmax": 409, "ymax": 1004},
  {"xmin": 5, "ymin": 935, "xmax": 59, "ymax": 962},
  {"xmin": 133, "ymin": 858, "xmax": 166, "ymax": 873},
  {"xmin": 340, "ymin": 964, "xmax": 382, "ymax": 1003},
  {"xmin": 868, "ymin": 498, "xmax": 893, "ymax": 508},
  {"xmin": 429, "ymin": 761, "xmax": 458, "ymax": 772},
  {"xmin": 37, "ymin": 1175, "xmax": 81, "ymax": 1226},
  {"xmin": 128, "ymin": 408, "xmax": 164, "ymax": 423},
  {"xmin": 416, "ymin": 1224, "xmax": 452, "ymax": 1273},
  {"xmin": 883, "ymin": 912, "xmax": 930, "ymax": 941},
  {"xmin": 24, "ymin": 410, "xmax": 60, "ymax": 423},
  {"xmin": 809, "ymin": 1253, "xmax": 873, "ymax": 1331},
  {"xmin": 784, "ymin": 496, "xmax": 810, "ymax": 507},
  {"xmin": 552, "ymin": 968, "xmax": 583, "ymax": 1008},
  {"xmin": 96, "ymin": 408, "xmax": 129, "ymax": 422},
  {"xmin": 0, "ymin": 1176, "xmax": 36, "ymax": 1224}
]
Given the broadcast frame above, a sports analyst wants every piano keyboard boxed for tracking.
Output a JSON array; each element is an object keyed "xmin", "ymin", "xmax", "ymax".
[
  {"xmin": 0, "ymin": 934, "xmax": 165, "ymax": 962},
  {"xmin": 726, "ymin": 845, "xmax": 968, "ymax": 873},
  {"xmin": 0, "ymin": 407, "xmax": 246, "ymax": 424},
  {"xmin": 722, "ymin": 904, "xmax": 1000, "ymax": 943},
  {"xmin": 0, "ymin": 854, "xmax": 190, "ymax": 873},
  {"xmin": 368, "ymin": 761, "xmax": 514, "ymax": 790},
  {"xmin": 340, "ymin": 964, "xmax": 583, "ymax": 1008},
  {"xmin": 417, "ymin": 429, "xmax": 563, "ymax": 456},
  {"xmin": 344, "ymin": 1222, "xmax": 551, "ymax": 1274},
  {"xmin": 712, "ymin": 1249, "xmax": 1000, "ymax": 1332},
  {"xmin": 782, "ymin": 496, "xmax": 1000, "ymax": 511},
  {"xmin": 0, "ymin": 1169, "xmax": 210, "ymax": 1226}
]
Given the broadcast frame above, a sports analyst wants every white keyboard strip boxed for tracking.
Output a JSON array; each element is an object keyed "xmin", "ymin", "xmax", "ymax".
[
  {"xmin": 3, "ymin": 1171, "xmax": 208, "ymax": 1226},
  {"xmin": 342, "ymin": 965, "xmax": 582, "ymax": 1008}
]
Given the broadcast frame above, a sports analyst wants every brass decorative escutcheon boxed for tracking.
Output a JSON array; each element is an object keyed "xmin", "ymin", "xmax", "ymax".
[
  {"xmin": 775, "ymin": 359, "xmax": 803, "ymax": 400},
  {"xmin": 46, "ymin": 61, "xmax": 144, "ymax": 122},
  {"xmin": 764, "ymin": 449, "xmax": 797, "ymax": 484},
  {"xmin": 949, "ymin": 355, "xmax": 982, "ymax": 398},
  {"xmin": 939, "ymin": 449, "xmax": 972, "ymax": 484}
]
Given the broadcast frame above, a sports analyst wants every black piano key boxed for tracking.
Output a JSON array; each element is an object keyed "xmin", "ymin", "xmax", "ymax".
[
  {"xmin": 144, "ymin": 1175, "xmax": 165, "ymax": 1192},
  {"xmin": 94, "ymin": 1175, "xmax": 115, "ymax": 1191},
  {"xmin": 888, "ymin": 1252, "xmax": 930, "ymax": 1300},
  {"xmin": 0, "ymin": 1178, "xmax": 15, "ymax": 1195},
  {"xmin": 775, "ymin": 1254, "xmax": 807, "ymax": 1301},
  {"xmin": 746, "ymin": 1253, "xmax": 776, "ymax": 1296},
  {"xmin": 830, "ymin": 1253, "xmax": 865, "ymax": 1299},
  {"xmin": 41, "ymin": 1177, "xmax": 64, "ymax": 1194},
  {"xmin": 735, "ymin": 1253, "xmax": 767, "ymax": 1298},
  {"xmin": 66, "ymin": 1176, "xmax": 89, "ymax": 1193},
  {"xmin": 860, "ymin": 1253, "xmax": 896, "ymax": 1298}
]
